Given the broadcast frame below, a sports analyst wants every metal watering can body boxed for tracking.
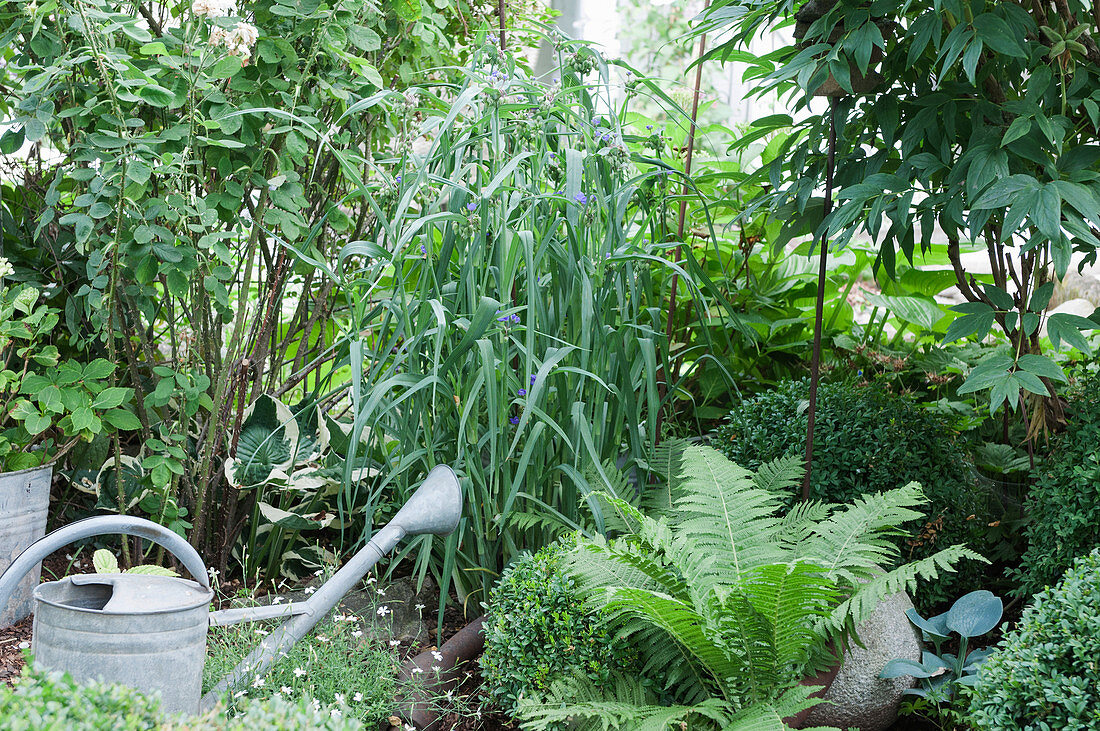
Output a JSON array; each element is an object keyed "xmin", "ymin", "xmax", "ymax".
[{"xmin": 0, "ymin": 465, "xmax": 462, "ymax": 715}]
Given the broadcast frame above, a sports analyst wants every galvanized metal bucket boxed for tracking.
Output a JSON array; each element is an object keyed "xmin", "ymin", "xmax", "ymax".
[
  {"xmin": 0, "ymin": 464, "xmax": 52, "ymax": 629},
  {"xmin": 34, "ymin": 573, "xmax": 213, "ymax": 713}
]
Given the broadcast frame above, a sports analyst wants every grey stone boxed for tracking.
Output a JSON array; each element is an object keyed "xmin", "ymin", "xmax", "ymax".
[
  {"xmin": 336, "ymin": 575, "xmax": 434, "ymax": 646},
  {"xmin": 802, "ymin": 591, "xmax": 921, "ymax": 731},
  {"xmin": 1051, "ymin": 272, "xmax": 1100, "ymax": 309}
]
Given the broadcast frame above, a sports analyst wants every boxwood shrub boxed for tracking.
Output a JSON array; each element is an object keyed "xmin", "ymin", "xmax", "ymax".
[
  {"xmin": 480, "ymin": 535, "xmax": 635, "ymax": 717},
  {"xmin": 1013, "ymin": 375, "xmax": 1100, "ymax": 598},
  {"xmin": 967, "ymin": 549, "xmax": 1100, "ymax": 729},
  {"xmin": 0, "ymin": 667, "xmax": 362, "ymax": 730},
  {"xmin": 715, "ymin": 378, "xmax": 988, "ymax": 610}
]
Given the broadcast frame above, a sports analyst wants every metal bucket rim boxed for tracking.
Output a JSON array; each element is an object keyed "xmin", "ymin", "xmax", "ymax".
[
  {"xmin": 33, "ymin": 575, "xmax": 214, "ymax": 615},
  {"xmin": 0, "ymin": 463, "xmax": 55, "ymax": 479}
]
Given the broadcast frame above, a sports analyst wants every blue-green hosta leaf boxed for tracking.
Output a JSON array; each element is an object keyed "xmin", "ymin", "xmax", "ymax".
[
  {"xmin": 945, "ymin": 589, "xmax": 1003, "ymax": 638},
  {"xmin": 905, "ymin": 607, "xmax": 950, "ymax": 641}
]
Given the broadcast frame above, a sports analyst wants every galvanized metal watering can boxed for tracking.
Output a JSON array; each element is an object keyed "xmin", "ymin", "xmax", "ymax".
[{"xmin": 0, "ymin": 465, "xmax": 462, "ymax": 715}]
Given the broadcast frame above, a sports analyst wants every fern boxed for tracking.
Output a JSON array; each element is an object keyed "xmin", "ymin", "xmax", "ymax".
[
  {"xmin": 517, "ymin": 444, "xmax": 979, "ymax": 731},
  {"xmin": 752, "ymin": 455, "xmax": 805, "ymax": 495}
]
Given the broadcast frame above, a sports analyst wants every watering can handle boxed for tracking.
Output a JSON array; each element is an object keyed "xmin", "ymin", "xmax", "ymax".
[{"xmin": 0, "ymin": 515, "xmax": 210, "ymax": 613}]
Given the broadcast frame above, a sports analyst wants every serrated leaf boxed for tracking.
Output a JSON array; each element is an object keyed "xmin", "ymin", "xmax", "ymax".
[{"xmin": 93, "ymin": 549, "xmax": 120, "ymax": 574}]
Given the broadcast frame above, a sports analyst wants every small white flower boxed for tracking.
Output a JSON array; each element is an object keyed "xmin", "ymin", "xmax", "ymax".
[
  {"xmin": 304, "ymin": 586, "xmax": 316, "ymax": 594},
  {"xmin": 414, "ymin": 603, "xmax": 425, "ymax": 611},
  {"xmin": 17, "ymin": 641, "xmax": 29, "ymax": 650},
  {"xmin": 280, "ymin": 686, "xmax": 293, "ymax": 695},
  {"xmin": 389, "ymin": 639, "xmax": 400, "ymax": 647},
  {"xmin": 377, "ymin": 605, "xmax": 390, "ymax": 617},
  {"xmin": 330, "ymin": 708, "xmax": 342, "ymax": 719},
  {"xmin": 366, "ymin": 577, "xmax": 376, "ymax": 584},
  {"xmin": 317, "ymin": 635, "xmax": 329, "ymax": 643},
  {"xmin": 352, "ymin": 630, "xmax": 363, "ymax": 638},
  {"xmin": 293, "ymin": 667, "xmax": 306, "ymax": 677},
  {"xmin": 207, "ymin": 567, "xmax": 220, "ymax": 580},
  {"xmin": 251, "ymin": 675, "xmax": 265, "ymax": 688},
  {"xmin": 376, "ymin": 587, "xmax": 386, "ymax": 596},
  {"xmin": 312, "ymin": 698, "xmax": 321, "ymax": 711},
  {"xmin": 271, "ymin": 596, "xmax": 283, "ymax": 604},
  {"xmin": 410, "ymin": 667, "xmax": 423, "ymax": 675},
  {"xmin": 334, "ymin": 693, "xmax": 346, "ymax": 705},
  {"xmin": 233, "ymin": 690, "xmax": 247, "ymax": 699},
  {"xmin": 353, "ymin": 692, "xmax": 364, "ymax": 702},
  {"xmin": 314, "ymin": 569, "xmax": 324, "ymax": 576},
  {"xmin": 191, "ymin": 0, "xmax": 233, "ymax": 18},
  {"xmin": 405, "ymin": 724, "xmax": 417, "ymax": 731},
  {"xmin": 430, "ymin": 650, "xmax": 443, "ymax": 662},
  {"xmin": 431, "ymin": 665, "xmax": 441, "ymax": 672},
  {"xmin": 254, "ymin": 628, "xmax": 269, "ymax": 636}
]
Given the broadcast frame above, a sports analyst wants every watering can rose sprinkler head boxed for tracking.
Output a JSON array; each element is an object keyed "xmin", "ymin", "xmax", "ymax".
[{"xmin": 0, "ymin": 464, "xmax": 463, "ymax": 715}]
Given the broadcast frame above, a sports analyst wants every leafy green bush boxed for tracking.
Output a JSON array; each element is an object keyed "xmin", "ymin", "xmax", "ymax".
[
  {"xmin": 716, "ymin": 378, "xmax": 988, "ymax": 609},
  {"xmin": 480, "ymin": 536, "xmax": 636, "ymax": 717},
  {"xmin": 0, "ymin": 667, "xmax": 361, "ymax": 730},
  {"xmin": 518, "ymin": 446, "xmax": 977, "ymax": 730},
  {"xmin": 967, "ymin": 550, "xmax": 1100, "ymax": 729},
  {"xmin": 1014, "ymin": 378, "xmax": 1100, "ymax": 598}
]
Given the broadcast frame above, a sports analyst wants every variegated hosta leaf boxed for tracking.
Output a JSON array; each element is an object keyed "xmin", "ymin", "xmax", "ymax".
[{"xmin": 125, "ymin": 565, "xmax": 179, "ymax": 577}]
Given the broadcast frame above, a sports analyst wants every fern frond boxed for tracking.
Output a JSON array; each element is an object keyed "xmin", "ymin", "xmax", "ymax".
[
  {"xmin": 798, "ymin": 482, "xmax": 928, "ymax": 584},
  {"xmin": 673, "ymin": 446, "xmax": 786, "ymax": 584},
  {"xmin": 644, "ymin": 438, "xmax": 689, "ymax": 517},
  {"xmin": 740, "ymin": 562, "xmax": 839, "ymax": 677},
  {"xmin": 518, "ymin": 674, "xmax": 730, "ymax": 731},
  {"xmin": 723, "ymin": 684, "xmax": 830, "ymax": 731},
  {"xmin": 776, "ymin": 500, "xmax": 832, "ymax": 549},
  {"xmin": 752, "ymin": 455, "xmax": 804, "ymax": 496},
  {"xmin": 819, "ymin": 544, "xmax": 986, "ymax": 640},
  {"xmin": 605, "ymin": 587, "xmax": 742, "ymax": 691},
  {"xmin": 507, "ymin": 509, "xmax": 575, "ymax": 537}
]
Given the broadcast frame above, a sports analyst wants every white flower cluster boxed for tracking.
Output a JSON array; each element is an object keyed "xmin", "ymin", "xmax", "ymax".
[
  {"xmin": 209, "ymin": 21, "xmax": 259, "ymax": 62},
  {"xmin": 192, "ymin": 0, "xmax": 233, "ymax": 18},
  {"xmin": 0, "ymin": 257, "xmax": 13, "ymax": 278}
]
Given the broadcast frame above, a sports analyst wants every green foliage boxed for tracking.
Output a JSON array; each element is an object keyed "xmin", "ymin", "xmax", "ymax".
[
  {"xmin": 716, "ymin": 378, "xmax": 988, "ymax": 608},
  {"xmin": 0, "ymin": 282, "xmax": 138, "ymax": 471},
  {"xmin": 203, "ymin": 614, "xmax": 395, "ymax": 724},
  {"xmin": 1015, "ymin": 375, "xmax": 1100, "ymax": 597},
  {"xmin": 518, "ymin": 444, "xmax": 978, "ymax": 730},
  {"xmin": 91, "ymin": 548, "xmax": 179, "ymax": 576},
  {"xmin": 693, "ymin": 0, "xmax": 1100, "ymax": 414},
  {"xmin": 967, "ymin": 550, "xmax": 1100, "ymax": 729},
  {"xmin": 1, "ymin": 0, "xmax": 478, "ymax": 562},
  {"xmin": 0, "ymin": 666, "xmax": 362, "ymax": 730},
  {"xmin": 883, "ymin": 590, "xmax": 1003, "ymax": 725},
  {"xmin": 480, "ymin": 536, "xmax": 636, "ymax": 718}
]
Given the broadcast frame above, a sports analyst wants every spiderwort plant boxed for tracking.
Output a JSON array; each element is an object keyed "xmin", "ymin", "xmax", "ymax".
[{"xmin": 297, "ymin": 37, "xmax": 726, "ymax": 615}]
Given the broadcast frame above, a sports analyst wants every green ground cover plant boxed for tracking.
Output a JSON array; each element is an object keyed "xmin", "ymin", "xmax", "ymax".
[
  {"xmin": 203, "ymin": 612, "xmax": 397, "ymax": 723},
  {"xmin": 0, "ymin": 666, "xmax": 361, "ymax": 730}
]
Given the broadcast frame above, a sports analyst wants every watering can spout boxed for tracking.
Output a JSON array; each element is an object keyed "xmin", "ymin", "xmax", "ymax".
[
  {"xmin": 392, "ymin": 464, "xmax": 462, "ymax": 537},
  {"xmin": 201, "ymin": 464, "xmax": 463, "ymax": 708}
]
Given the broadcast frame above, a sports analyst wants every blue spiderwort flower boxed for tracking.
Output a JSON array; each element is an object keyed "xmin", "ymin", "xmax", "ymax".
[
  {"xmin": 646, "ymin": 124, "xmax": 653, "ymax": 130},
  {"xmin": 573, "ymin": 192, "xmax": 588, "ymax": 205},
  {"xmin": 509, "ymin": 416, "xmax": 520, "ymax": 425},
  {"xmin": 420, "ymin": 244, "xmax": 426, "ymax": 254},
  {"xmin": 466, "ymin": 201, "xmax": 478, "ymax": 211},
  {"xmin": 517, "ymin": 388, "xmax": 527, "ymax": 397},
  {"xmin": 395, "ymin": 175, "xmax": 402, "ymax": 184},
  {"xmin": 529, "ymin": 374, "xmax": 536, "ymax": 386}
]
